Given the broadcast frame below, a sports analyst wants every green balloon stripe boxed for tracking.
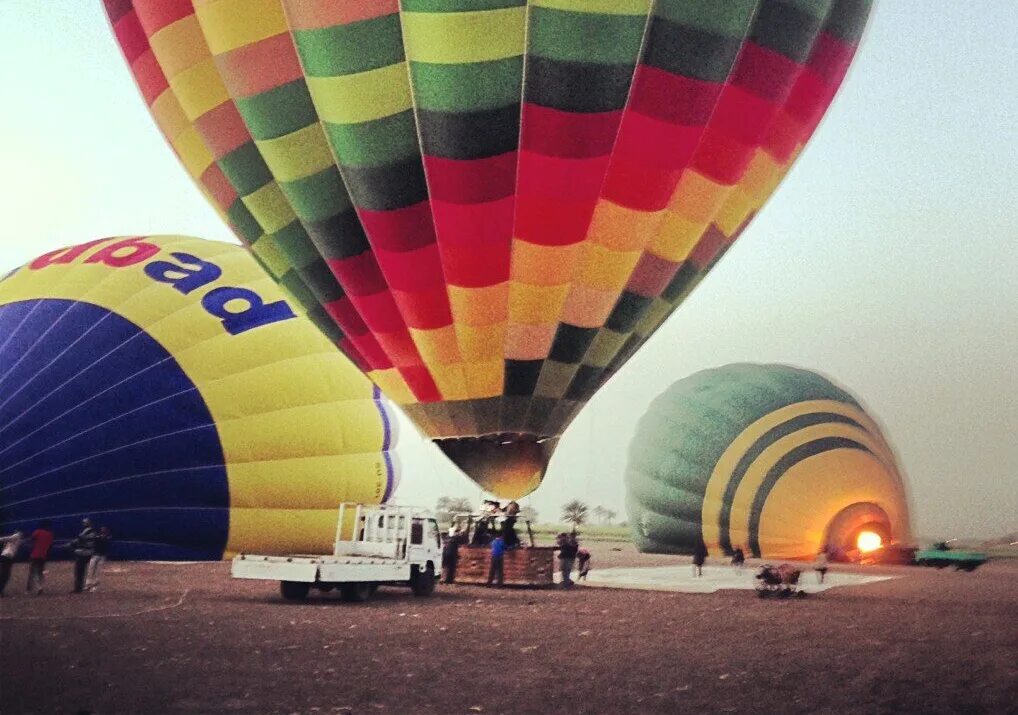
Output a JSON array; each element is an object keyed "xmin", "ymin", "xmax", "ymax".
[
  {"xmin": 528, "ymin": 6, "xmax": 648, "ymax": 66},
  {"xmin": 294, "ymin": 15, "xmax": 405, "ymax": 77}
]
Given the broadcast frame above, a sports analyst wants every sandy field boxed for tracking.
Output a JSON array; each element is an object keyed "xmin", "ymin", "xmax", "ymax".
[{"xmin": 1, "ymin": 543, "xmax": 1015, "ymax": 715}]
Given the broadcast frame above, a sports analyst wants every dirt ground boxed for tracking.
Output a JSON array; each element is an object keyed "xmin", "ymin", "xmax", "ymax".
[{"xmin": 1, "ymin": 543, "xmax": 1015, "ymax": 715}]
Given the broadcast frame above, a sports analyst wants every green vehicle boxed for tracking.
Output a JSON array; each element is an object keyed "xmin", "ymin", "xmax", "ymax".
[{"xmin": 914, "ymin": 543, "xmax": 987, "ymax": 572}]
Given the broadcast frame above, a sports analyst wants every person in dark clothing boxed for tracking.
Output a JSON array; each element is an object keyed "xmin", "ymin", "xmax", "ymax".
[
  {"xmin": 731, "ymin": 546, "xmax": 746, "ymax": 571},
  {"xmin": 502, "ymin": 516, "xmax": 519, "ymax": 548},
  {"xmin": 692, "ymin": 539, "xmax": 708, "ymax": 577},
  {"xmin": 442, "ymin": 528, "xmax": 464, "ymax": 584},
  {"xmin": 27, "ymin": 521, "xmax": 55, "ymax": 594},
  {"xmin": 557, "ymin": 533, "xmax": 579, "ymax": 587},
  {"xmin": 486, "ymin": 535, "xmax": 505, "ymax": 587},
  {"xmin": 471, "ymin": 518, "xmax": 491, "ymax": 546},
  {"xmin": 71, "ymin": 519, "xmax": 96, "ymax": 593},
  {"xmin": 577, "ymin": 548, "xmax": 591, "ymax": 581}
]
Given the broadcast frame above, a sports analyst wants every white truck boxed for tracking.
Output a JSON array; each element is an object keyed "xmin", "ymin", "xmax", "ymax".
[{"xmin": 231, "ymin": 503, "xmax": 442, "ymax": 602}]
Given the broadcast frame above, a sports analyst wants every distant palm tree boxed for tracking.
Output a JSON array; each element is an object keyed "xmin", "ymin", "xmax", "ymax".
[
  {"xmin": 435, "ymin": 496, "xmax": 473, "ymax": 525},
  {"xmin": 519, "ymin": 505, "xmax": 539, "ymax": 523},
  {"xmin": 561, "ymin": 500, "xmax": 589, "ymax": 528},
  {"xmin": 603, "ymin": 508, "xmax": 617, "ymax": 525},
  {"xmin": 592, "ymin": 505, "xmax": 607, "ymax": 524}
]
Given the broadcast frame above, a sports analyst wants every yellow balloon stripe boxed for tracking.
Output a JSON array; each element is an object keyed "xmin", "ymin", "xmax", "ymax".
[
  {"xmin": 700, "ymin": 400, "xmax": 899, "ymax": 549},
  {"xmin": 757, "ymin": 450, "xmax": 909, "ymax": 557},
  {"xmin": 306, "ymin": 64, "xmax": 414, "ymax": 125},
  {"xmin": 400, "ymin": 7, "xmax": 527, "ymax": 64},
  {"xmin": 725, "ymin": 423, "xmax": 898, "ymax": 553}
]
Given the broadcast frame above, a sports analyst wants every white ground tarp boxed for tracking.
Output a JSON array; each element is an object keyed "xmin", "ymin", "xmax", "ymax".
[{"xmin": 574, "ymin": 564, "xmax": 895, "ymax": 594}]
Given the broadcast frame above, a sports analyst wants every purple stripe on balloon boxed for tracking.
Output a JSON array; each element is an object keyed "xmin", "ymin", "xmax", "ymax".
[
  {"xmin": 372, "ymin": 384, "xmax": 391, "ymax": 451},
  {"xmin": 382, "ymin": 450, "xmax": 395, "ymax": 502},
  {"xmin": 372, "ymin": 384, "xmax": 396, "ymax": 502}
]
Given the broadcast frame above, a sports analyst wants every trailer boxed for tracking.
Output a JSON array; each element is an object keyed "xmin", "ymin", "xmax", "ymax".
[
  {"xmin": 915, "ymin": 543, "xmax": 987, "ymax": 572},
  {"xmin": 231, "ymin": 504, "xmax": 442, "ymax": 601}
]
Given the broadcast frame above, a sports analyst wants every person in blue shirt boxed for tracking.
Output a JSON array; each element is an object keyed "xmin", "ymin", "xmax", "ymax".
[{"xmin": 487, "ymin": 534, "xmax": 505, "ymax": 587}]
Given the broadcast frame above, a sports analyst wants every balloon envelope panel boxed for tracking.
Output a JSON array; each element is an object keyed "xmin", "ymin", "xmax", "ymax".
[
  {"xmin": 103, "ymin": 0, "xmax": 873, "ymax": 497},
  {"xmin": 0, "ymin": 236, "xmax": 399, "ymax": 560},
  {"xmin": 625, "ymin": 364, "xmax": 911, "ymax": 559}
]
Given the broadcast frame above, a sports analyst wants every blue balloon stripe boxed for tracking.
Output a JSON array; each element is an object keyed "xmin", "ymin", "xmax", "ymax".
[
  {"xmin": 0, "ymin": 300, "xmax": 43, "ymax": 357},
  {"xmin": 0, "ymin": 385, "xmax": 202, "ymax": 473},
  {"xmin": 0, "ymin": 299, "xmax": 229, "ymax": 560},
  {"xmin": 0, "ymin": 355, "xmax": 175, "ymax": 448},
  {"xmin": 0, "ymin": 309, "xmax": 114, "ymax": 414},
  {"xmin": 1, "ymin": 465, "xmax": 230, "ymax": 510},
  {"xmin": 0, "ymin": 334, "xmax": 152, "ymax": 446},
  {"xmin": 0, "ymin": 299, "xmax": 83, "ymax": 388},
  {"xmin": 0, "ymin": 424, "xmax": 220, "ymax": 494}
]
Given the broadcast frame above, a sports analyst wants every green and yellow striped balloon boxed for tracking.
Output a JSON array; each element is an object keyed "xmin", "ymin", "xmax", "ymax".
[
  {"xmin": 105, "ymin": 0, "xmax": 873, "ymax": 498},
  {"xmin": 626, "ymin": 364, "xmax": 911, "ymax": 559}
]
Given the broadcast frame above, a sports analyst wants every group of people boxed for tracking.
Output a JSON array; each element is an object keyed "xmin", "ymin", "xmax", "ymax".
[
  {"xmin": 439, "ymin": 499, "xmax": 591, "ymax": 588},
  {"xmin": 483, "ymin": 529, "xmax": 591, "ymax": 588},
  {"xmin": 0, "ymin": 518, "xmax": 112, "ymax": 597},
  {"xmin": 440, "ymin": 499, "xmax": 522, "ymax": 586},
  {"xmin": 692, "ymin": 541, "xmax": 747, "ymax": 576},
  {"xmin": 690, "ymin": 540, "xmax": 833, "ymax": 584}
]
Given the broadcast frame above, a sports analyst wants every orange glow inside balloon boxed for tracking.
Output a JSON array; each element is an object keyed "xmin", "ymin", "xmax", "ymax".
[{"xmin": 856, "ymin": 531, "xmax": 883, "ymax": 553}]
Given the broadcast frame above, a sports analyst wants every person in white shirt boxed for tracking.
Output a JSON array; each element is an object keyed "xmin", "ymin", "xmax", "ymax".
[{"xmin": 0, "ymin": 530, "xmax": 24, "ymax": 597}]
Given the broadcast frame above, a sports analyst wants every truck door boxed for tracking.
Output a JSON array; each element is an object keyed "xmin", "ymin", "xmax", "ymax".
[{"xmin": 407, "ymin": 518, "xmax": 425, "ymax": 563}]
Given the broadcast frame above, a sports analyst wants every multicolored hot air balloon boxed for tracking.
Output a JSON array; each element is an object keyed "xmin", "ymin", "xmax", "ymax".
[
  {"xmin": 625, "ymin": 364, "xmax": 911, "ymax": 559},
  {"xmin": 104, "ymin": 0, "xmax": 873, "ymax": 497},
  {"xmin": 0, "ymin": 236, "xmax": 399, "ymax": 560}
]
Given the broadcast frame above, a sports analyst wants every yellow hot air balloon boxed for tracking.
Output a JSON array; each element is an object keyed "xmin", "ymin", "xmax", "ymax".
[
  {"xmin": 0, "ymin": 236, "xmax": 399, "ymax": 560},
  {"xmin": 104, "ymin": 0, "xmax": 873, "ymax": 497}
]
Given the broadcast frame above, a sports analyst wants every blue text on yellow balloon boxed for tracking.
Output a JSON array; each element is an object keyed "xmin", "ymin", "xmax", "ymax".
[{"xmin": 29, "ymin": 237, "xmax": 295, "ymax": 335}]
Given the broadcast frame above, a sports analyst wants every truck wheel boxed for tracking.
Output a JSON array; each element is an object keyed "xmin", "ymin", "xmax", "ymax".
[
  {"xmin": 340, "ymin": 582, "xmax": 373, "ymax": 602},
  {"xmin": 410, "ymin": 564, "xmax": 436, "ymax": 597},
  {"xmin": 280, "ymin": 581, "xmax": 310, "ymax": 600}
]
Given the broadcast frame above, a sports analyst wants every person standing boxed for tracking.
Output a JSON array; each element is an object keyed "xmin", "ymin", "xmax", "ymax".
[
  {"xmin": 86, "ymin": 526, "xmax": 112, "ymax": 591},
  {"xmin": 557, "ymin": 533, "xmax": 578, "ymax": 588},
  {"xmin": 0, "ymin": 529, "xmax": 24, "ymax": 597},
  {"xmin": 692, "ymin": 539, "xmax": 708, "ymax": 577},
  {"xmin": 576, "ymin": 547, "xmax": 591, "ymax": 582},
  {"xmin": 486, "ymin": 533, "xmax": 505, "ymax": 587},
  {"xmin": 814, "ymin": 547, "xmax": 829, "ymax": 584},
  {"xmin": 27, "ymin": 521, "xmax": 54, "ymax": 595},
  {"xmin": 731, "ymin": 546, "xmax": 746, "ymax": 571},
  {"xmin": 442, "ymin": 527, "xmax": 463, "ymax": 584},
  {"xmin": 71, "ymin": 518, "xmax": 97, "ymax": 593}
]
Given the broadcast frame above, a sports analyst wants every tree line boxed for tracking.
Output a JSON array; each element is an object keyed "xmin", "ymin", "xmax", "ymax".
[{"xmin": 433, "ymin": 497, "xmax": 617, "ymax": 528}]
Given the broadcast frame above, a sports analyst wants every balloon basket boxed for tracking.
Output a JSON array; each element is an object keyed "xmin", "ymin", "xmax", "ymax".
[{"xmin": 452, "ymin": 546, "xmax": 556, "ymax": 588}]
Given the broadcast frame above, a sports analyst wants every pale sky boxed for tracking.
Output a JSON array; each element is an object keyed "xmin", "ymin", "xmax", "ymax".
[{"xmin": 1, "ymin": 2, "xmax": 1015, "ymax": 538}]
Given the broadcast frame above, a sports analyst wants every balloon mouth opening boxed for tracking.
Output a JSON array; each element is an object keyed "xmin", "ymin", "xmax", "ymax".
[
  {"xmin": 824, "ymin": 503, "xmax": 892, "ymax": 561},
  {"xmin": 435, "ymin": 433, "xmax": 558, "ymax": 500}
]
